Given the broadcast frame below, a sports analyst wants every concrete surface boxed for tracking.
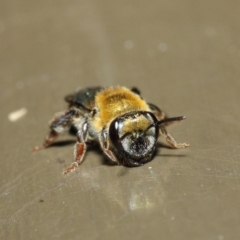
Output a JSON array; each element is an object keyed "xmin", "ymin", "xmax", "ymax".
[{"xmin": 1, "ymin": 1, "xmax": 240, "ymax": 239}]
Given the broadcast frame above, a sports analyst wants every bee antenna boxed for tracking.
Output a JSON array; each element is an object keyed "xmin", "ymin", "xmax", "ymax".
[{"xmin": 157, "ymin": 116, "xmax": 186, "ymax": 126}]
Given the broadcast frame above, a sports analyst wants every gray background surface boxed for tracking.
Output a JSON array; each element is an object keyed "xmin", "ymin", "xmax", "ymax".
[{"xmin": 1, "ymin": 1, "xmax": 240, "ymax": 239}]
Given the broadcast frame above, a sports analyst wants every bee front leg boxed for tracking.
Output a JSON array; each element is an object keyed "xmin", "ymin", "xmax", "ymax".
[
  {"xmin": 101, "ymin": 143, "xmax": 119, "ymax": 164},
  {"xmin": 99, "ymin": 131, "xmax": 119, "ymax": 164},
  {"xmin": 32, "ymin": 110, "xmax": 77, "ymax": 151},
  {"xmin": 63, "ymin": 122, "xmax": 88, "ymax": 174},
  {"xmin": 165, "ymin": 134, "xmax": 190, "ymax": 149},
  {"xmin": 159, "ymin": 125, "xmax": 190, "ymax": 149},
  {"xmin": 102, "ymin": 147, "xmax": 119, "ymax": 165}
]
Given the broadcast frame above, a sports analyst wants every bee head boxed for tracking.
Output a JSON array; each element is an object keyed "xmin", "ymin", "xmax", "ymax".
[{"xmin": 109, "ymin": 111, "xmax": 159, "ymax": 167}]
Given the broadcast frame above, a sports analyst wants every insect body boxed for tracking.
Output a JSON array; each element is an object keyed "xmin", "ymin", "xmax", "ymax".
[{"xmin": 33, "ymin": 86, "xmax": 189, "ymax": 174}]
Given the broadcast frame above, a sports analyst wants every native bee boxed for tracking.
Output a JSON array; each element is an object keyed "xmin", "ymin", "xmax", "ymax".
[{"xmin": 33, "ymin": 86, "xmax": 189, "ymax": 174}]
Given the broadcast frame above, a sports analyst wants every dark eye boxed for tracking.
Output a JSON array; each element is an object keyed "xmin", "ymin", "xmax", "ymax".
[{"xmin": 109, "ymin": 119, "xmax": 124, "ymax": 151}]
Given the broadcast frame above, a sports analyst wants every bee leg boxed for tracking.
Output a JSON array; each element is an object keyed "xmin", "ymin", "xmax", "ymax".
[
  {"xmin": 62, "ymin": 141, "xmax": 86, "ymax": 174},
  {"xmin": 165, "ymin": 134, "xmax": 190, "ymax": 149},
  {"xmin": 32, "ymin": 110, "xmax": 77, "ymax": 151},
  {"xmin": 102, "ymin": 148, "xmax": 119, "ymax": 164},
  {"xmin": 102, "ymin": 143, "xmax": 119, "ymax": 163},
  {"xmin": 159, "ymin": 125, "xmax": 190, "ymax": 149},
  {"xmin": 99, "ymin": 135, "xmax": 119, "ymax": 164},
  {"xmin": 63, "ymin": 122, "xmax": 88, "ymax": 174},
  {"xmin": 32, "ymin": 129, "xmax": 59, "ymax": 151}
]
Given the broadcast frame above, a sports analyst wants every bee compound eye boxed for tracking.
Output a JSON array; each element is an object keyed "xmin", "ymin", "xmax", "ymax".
[{"xmin": 109, "ymin": 119, "xmax": 123, "ymax": 150}]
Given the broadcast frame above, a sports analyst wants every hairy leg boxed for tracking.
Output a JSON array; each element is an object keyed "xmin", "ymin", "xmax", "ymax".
[
  {"xmin": 63, "ymin": 122, "xmax": 88, "ymax": 174},
  {"xmin": 159, "ymin": 124, "xmax": 189, "ymax": 149},
  {"xmin": 32, "ymin": 110, "xmax": 77, "ymax": 151}
]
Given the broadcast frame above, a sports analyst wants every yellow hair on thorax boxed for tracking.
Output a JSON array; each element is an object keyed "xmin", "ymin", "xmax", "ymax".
[{"xmin": 92, "ymin": 87, "xmax": 150, "ymax": 131}]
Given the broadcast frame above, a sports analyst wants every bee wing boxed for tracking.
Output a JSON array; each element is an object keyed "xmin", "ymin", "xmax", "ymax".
[{"xmin": 65, "ymin": 86, "xmax": 103, "ymax": 111}]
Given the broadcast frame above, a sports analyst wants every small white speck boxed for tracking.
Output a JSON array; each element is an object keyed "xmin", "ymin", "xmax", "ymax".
[
  {"xmin": 148, "ymin": 166, "xmax": 152, "ymax": 169},
  {"xmin": 8, "ymin": 108, "xmax": 27, "ymax": 122},
  {"xmin": 171, "ymin": 216, "xmax": 175, "ymax": 220},
  {"xmin": 201, "ymin": 184, "xmax": 204, "ymax": 187},
  {"xmin": 124, "ymin": 40, "xmax": 134, "ymax": 49},
  {"xmin": 158, "ymin": 43, "xmax": 168, "ymax": 52}
]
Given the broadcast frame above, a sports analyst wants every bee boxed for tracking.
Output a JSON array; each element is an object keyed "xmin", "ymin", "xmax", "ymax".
[{"xmin": 33, "ymin": 86, "xmax": 189, "ymax": 174}]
